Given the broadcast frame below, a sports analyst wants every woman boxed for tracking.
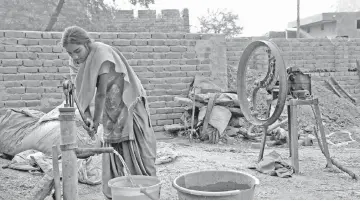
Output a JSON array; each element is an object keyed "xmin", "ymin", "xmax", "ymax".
[{"xmin": 61, "ymin": 26, "xmax": 157, "ymax": 199}]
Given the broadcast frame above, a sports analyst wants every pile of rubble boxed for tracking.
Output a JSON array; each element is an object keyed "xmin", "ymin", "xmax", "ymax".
[{"xmin": 164, "ymin": 75, "xmax": 284, "ymax": 144}]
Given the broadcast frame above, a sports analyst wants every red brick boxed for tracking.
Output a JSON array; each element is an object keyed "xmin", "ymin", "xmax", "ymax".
[
  {"xmin": 100, "ymin": 33, "xmax": 118, "ymax": 39},
  {"xmin": 117, "ymin": 33, "xmax": 135, "ymax": 39},
  {"xmin": 18, "ymin": 39, "xmax": 39, "ymax": 45},
  {"xmin": 133, "ymin": 53, "xmax": 149, "ymax": 59},
  {"xmin": 0, "ymin": 67, "xmax": 17, "ymax": 74},
  {"xmin": 25, "ymin": 100, "xmax": 41, "ymax": 107},
  {"xmin": 183, "ymin": 52, "xmax": 196, "ymax": 59},
  {"xmin": 148, "ymin": 40, "xmax": 165, "ymax": 46},
  {"xmin": 22, "ymin": 93, "xmax": 41, "ymax": 100},
  {"xmin": 4, "ymin": 31, "xmax": 25, "ymax": 38},
  {"xmin": 154, "ymin": 46, "xmax": 170, "ymax": 52},
  {"xmin": 22, "ymin": 80, "xmax": 42, "ymax": 87},
  {"xmin": 42, "ymin": 80, "xmax": 61, "ymax": 87},
  {"xmin": 42, "ymin": 32, "xmax": 52, "ymax": 39},
  {"xmin": 1, "ymin": 38, "xmax": 18, "ymax": 45},
  {"xmin": 113, "ymin": 40, "xmax": 131, "ymax": 46},
  {"xmin": 5, "ymin": 101, "xmax": 25, "ymax": 107},
  {"xmin": 58, "ymin": 67, "xmax": 70, "ymax": 73},
  {"xmin": 186, "ymin": 59, "xmax": 201, "ymax": 65},
  {"xmin": 148, "ymin": 101, "xmax": 166, "ymax": 108},
  {"xmin": 26, "ymin": 87, "xmax": 45, "ymax": 93},
  {"xmin": 3, "ymin": 81, "xmax": 22, "ymax": 87},
  {"xmin": 2, "ymin": 94, "xmax": 21, "ymax": 101},
  {"xmin": 17, "ymin": 52, "xmax": 37, "ymax": 59},
  {"xmin": 6, "ymin": 87, "xmax": 26, "ymax": 94},
  {"xmin": 25, "ymin": 74, "xmax": 44, "ymax": 80},
  {"xmin": 154, "ymin": 72, "xmax": 171, "ymax": 78},
  {"xmin": 39, "ymin": 39, "xmax": 58, "ymax": 46},
  {"xmin": 2, "ymin": 59, "xmax": 23, "ymax": 66},
  {"xmin": 38, "ymin": 53, "xmax": 58, "ymax": 60},
  {"xmin": 137, "ymin": 60, "xmax": 153, "ymax": 66},
  {"xmin": 42, "ymin": 46, "xmax": 53, "ymax": 53},
  {"xmin": 0, "ymin": 52, "xmax": 16, "ymax": 59},
  {"xmin": 27, "ymin": 46, "xmax": 42, "ymax": 52},
  {"xmin": 53, "ymin": 46, "xmax": 63, "ymax": 53},
  {"xmin": 171, "ymin": 46, "xmax": 187, "ymax": 52},
  {"xmin": 152, "ymin": 126, "xmax": 164, "ymax": 132},
  {"xmin": 155, "ymin": 108, "xmax": 173, "ymax": 114},
  {"xmin": 150, "ymin": 114, "xmax": 167, "ymax": 120},
  {"xmin": 130, "ymin": 40, "xmax": 147, "ymax": 46},
  {"xmin": 25, "ymin": 32, "xmax": 42, "ymax": 39},
  {"xmin": 169, "ymin": 71, "xmax": 186, "ymax": 77},
  {"xmin": 167, "ymin": 33, "xmax": 185, "ymax": 39},
  {"xmin": 165, "ymin": 40, "xmax": 180, "ymax": 46},
  {"xmin": 165, "ymin": 53, "xmax": 181, "ymax": 59},
  {"xmin": 3, "ymin": 74, "xmax": 25, "ymax": 81},
  {"xmin": 157, "ymin": 119, "xmax": 173, "ymax": 126},
  {"xmin": 51, "ymin": 33, "xmax": 62, "ymax": 39},
  {"xmin": 149, "ymin": 53, "xmax": 166, "ymax": 59},
  {"xmin": 5, "ymin": 45, "xmax": 27, "ymax": 52},
  {"xmin": 151, "ymin": 33, "xmax": 167, "ymax": 39},
  {"xmin": 23, "ymin": 59, "xmax": 42, "ymax": 67},
  {"xmin": 167, "ymin": 113, "xmax": 183, "ymax": 119},
  {"xmin": 197, "ymin": 64, "xmax": 211, "ymax": 71},
  {"xmin": 135, "ymin": 33, "xmax": 151, "ymax": 39},
  {"xmin": 42, "ymin": 93, "xmax": 63, "ymax": 99},
  {"xmin": 137, "ymin": 46, "xmax": 153, "ymax": 52}
]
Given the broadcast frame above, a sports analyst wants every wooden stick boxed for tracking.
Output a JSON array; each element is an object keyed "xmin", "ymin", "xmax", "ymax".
[
  {"xmin": 324, "ymin": 80, "xmax": 342, "ymax": 98},
  {"xmin": 52, "ymin": 146, "xmax": 61, "ymax": 200},
  {"xmin": 330, "ymin": 77, "xmax": 357, "ymax": 103},
  {"xmin": 313, "ymin": 126, "xmax": 359, "ymax": 180},
  {"xmin": 268, "ymin": 119, "xmax": 288, "ymax": 133}
]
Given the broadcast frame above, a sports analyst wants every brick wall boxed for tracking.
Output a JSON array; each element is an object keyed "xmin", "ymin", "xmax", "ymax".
[
  {"xmin": 226, "ymin": 37, "xmax": 360, "ymax": 100},
  {"xmin": 0, "ymin": 30, "xmax": 227, "ymax": 133}
]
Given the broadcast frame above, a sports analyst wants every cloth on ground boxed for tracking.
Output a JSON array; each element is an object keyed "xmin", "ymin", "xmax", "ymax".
[
  {"xmin": 0, "ymin": 101, "xmax": 102, "ymax": 157},
  {"xmin": 155, "ymin": 142, "xmax": 177, "ymax": 165},
  {"xmin": 2, "ymin": 150, "xmax": 102, "ymax": 185},
  {"xmin": 248, "ymin": 150, "xmax": 294, "ymax": 178}
]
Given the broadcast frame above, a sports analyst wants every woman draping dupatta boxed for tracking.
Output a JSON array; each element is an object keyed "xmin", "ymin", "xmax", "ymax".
[{"xmin": 71, "ymin": 42, "xmax": 156, "ymax": 199}]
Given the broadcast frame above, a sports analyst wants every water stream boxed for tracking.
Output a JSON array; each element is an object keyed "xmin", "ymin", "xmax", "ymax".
[{"xmin": 113, "ymin": 150, "xmax": 138, "ymax": 187}]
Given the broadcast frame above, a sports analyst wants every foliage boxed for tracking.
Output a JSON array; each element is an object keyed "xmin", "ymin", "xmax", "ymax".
[
  {"xmin": 198, "ymin": 9, "xmax": 243, "ymax": 38},
  {"xmin": 0, "ymin": 0, "xmax": 155, "ymax": 31}
]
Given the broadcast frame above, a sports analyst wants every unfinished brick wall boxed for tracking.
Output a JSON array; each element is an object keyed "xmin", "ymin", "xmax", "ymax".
[
  {"xmin": 226, "ymin": 37, "xmax": 360, "ymax": 99},
  {"xmin": 107, "ymin": 9, "xmax": 190, "ymax": 33},
  {"xmin": 0, "ymin": 30, "xmax": 227, "ymax": 133}
]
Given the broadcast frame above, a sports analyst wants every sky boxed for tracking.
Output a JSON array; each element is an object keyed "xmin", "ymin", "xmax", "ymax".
[{"xmin": 111, "ymin": 0, "xmax": 338, "ymax": 36}]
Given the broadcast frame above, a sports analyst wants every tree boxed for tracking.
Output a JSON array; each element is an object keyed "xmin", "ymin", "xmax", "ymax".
[
  {"xmin": 198, "ymin": 9, "xmax": 243, "ymax": 38},
  {"xmin": 331, "ymin": 0, "xmax": 360, "ymax": 12},
  {"xmin": 44, "ymin": 0, "xmax": 155, "ymax": 31}
]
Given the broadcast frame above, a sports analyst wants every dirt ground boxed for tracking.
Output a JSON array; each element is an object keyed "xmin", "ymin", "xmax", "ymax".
[{"xmin": 1, "ymin": 134, "xmax": 360, "ymax": 200}]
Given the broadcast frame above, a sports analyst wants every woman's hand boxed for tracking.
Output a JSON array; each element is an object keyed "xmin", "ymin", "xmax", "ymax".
[{"xmin": 83, "ymin": 117, "xmax": 97, "ymax": 139}]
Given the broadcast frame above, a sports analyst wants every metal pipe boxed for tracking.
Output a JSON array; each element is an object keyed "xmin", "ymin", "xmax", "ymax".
[{"xmin": 59, "ymin": 107, "xmax": 78, "ymax": 200}]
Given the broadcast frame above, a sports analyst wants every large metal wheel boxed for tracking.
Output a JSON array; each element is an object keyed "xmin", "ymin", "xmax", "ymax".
[{"xmin": 236, "ymin": 40, "xmax": 287, "ymax": 127}]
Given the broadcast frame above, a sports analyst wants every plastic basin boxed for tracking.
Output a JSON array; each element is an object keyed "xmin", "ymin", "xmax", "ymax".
[
  {"xmin": 108, "ymin": 175, "xmax": 161, "ymax": 200},
  {"xmin": 172, "ymin": 170, "xmax": 259, "ymax": 200}
]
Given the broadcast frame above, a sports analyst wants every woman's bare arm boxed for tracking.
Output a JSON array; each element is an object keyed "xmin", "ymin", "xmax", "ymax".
[{"xmin": 93, "ymin": 61, "xmax": 112, "ymax": 127}]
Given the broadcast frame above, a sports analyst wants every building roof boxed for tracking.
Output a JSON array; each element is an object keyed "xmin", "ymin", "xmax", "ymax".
[{"xmin": 287, "ymin": 12, "xmax": 360, "ymax": 28}]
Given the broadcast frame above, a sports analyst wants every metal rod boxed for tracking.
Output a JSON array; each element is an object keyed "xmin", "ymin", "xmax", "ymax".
[
  {"xmin": 59, "ymin": 107, "xmax": 78, "ymax": 200},
  {"xmin": 52, "ymin": 145, "xmax": 61, "ymax": 200}
]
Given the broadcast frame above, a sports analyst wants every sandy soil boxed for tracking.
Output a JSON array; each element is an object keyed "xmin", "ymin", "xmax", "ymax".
[{"xmin": 1, "ymin": 135, "xmax": 360, "ymax": 200}]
